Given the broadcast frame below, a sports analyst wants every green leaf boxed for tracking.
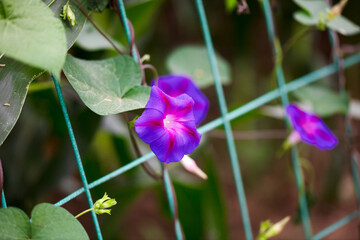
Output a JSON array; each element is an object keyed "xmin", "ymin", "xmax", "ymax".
[
  {"xmin": 0, "ymin": 0, "xmax": 88, "ymax": 146},
  {"xmin": 31, "ymin": 203, "xmax": 89, "ymax": 240},
  {"xmin": 0, "ymin": 207, "xmax": 31, "ymax": 239},
  {"xmin": 126, "ymin": 0, "xmax": 164, "ymax": 38},
  {"xmin": 87, "ymin": 0, "xmax": 111, "ymax": 12},
  {"xmin": 0, "ymin": 0, "xmax": 67, "ymax": 76},
  {"xmin": 0, "ymin": 58, "xmax": 42, "ymax": 146},
  {"xmin": 292, "ymin": 0, "xmax": 360, "ymax": 36},
  {"xmin": 166, "ymin": 46, "xmax": 231, "ymax": 88},
  {"xmin": 76, "ymin": 22, "xmax": 125, "ymax": 51},
  {"xmin": 327, "ymin": 15, "xmax": 360, "ymax": 36},
  {"xmin": 293, "ymin": 84, "xmax": 349, "ymax": 117},
  {"xmin": 0, "ymin": 204, "xmax": 89, "ymax": 239},
  {"xmin": 63, "ymin": 54, "xmax": 150, "ymax": 115},
  {"xmin": 44, "ymin": 0, "xmax": 89, "ymax": 49}
]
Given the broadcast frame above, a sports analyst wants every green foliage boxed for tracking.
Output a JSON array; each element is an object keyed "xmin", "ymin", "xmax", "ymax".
[
  {"xmin": 293, "ymin": 84, "xmax": 349, "ymax": 117},
  {"xmin": 0, "ymin": 0, "xmax": 67, "ymax": 77},
  {"xmin": 0, "ymin": 0, "xmax": 88, "ymax": 146},
  {"xmin": 76, "ymin": 23, "xmax": 125, "ymax": 51},
  {"xmin": 0, "ymin": 203, "xmax": 89, "ymax": 239},
  {"xmin": 166, "ymin": 46, "xmax": 231, "ymax": 88},
  {"xmin": 63, "ymin": 54, "xmax": 150, "ymax": 115},
  {"xmin": 87, "ymin": 0, "xmax": 111, "ymax": 12},
  {"xmin": 126, "ymin": 0, "xmax": 164, "ymax": 38},
  {"xmin": 293, "ymin": 0, "xmax": 360, "ymax": 35},
  {"xmin": 0, "ymin": 58, "xmax": 42, "ymax": 146}
]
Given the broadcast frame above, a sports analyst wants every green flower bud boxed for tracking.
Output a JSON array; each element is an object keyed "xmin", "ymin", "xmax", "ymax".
[{"xmin": 93, "ymin": 193, "xmax": 117, "ymax": 215}]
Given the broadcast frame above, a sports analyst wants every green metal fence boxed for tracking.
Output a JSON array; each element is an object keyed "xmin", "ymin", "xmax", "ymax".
[{"xmin": 2, "ymin": 0, "xmax": 360, "ymax": 239}]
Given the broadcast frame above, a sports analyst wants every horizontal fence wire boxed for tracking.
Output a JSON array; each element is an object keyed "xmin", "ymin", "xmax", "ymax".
[
  {"xmin": 55, "ymin": 52, "xmax": 360, "ymax": 207},
  {"xmin": 195, "ymin": 0, "xmax": 253, "ymax": 239},
  {"xmin": 313, "ymin": 210, "xmax": 360, "ymax": 240},
  {"xmin": 51, "ymin": 74, "xmax": 103, "ymax": 240}
]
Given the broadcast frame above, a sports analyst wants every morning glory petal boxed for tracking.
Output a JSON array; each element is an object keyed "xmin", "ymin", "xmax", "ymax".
[
  {"xmin": 285, "ymin": 104, "xmax": 338, "ymax": 150},
  {"xmin": 134, "ymin": 108, "xmax": 166, "ymax": 144},
  {"xmin": 135, "ymin": 86, "xmax": 201, "ymax": 163},
  {"xmin": 155, "ymin": 74, "xmax": 209, "ymax": 125}
]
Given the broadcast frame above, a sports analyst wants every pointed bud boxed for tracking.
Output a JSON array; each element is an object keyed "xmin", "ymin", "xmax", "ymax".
[
  {"xmin": 328, "ymin": 0, "xmax": 348, "ymax": 20},
  {"xmin": 181, "ymin": 155, "xmax": 208, "ymax": 180}
]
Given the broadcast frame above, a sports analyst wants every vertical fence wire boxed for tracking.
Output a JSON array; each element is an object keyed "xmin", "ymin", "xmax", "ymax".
[
  {"xmin": 116, "ymin": 0, "xmax": 138, "ymax": 62},
  {"xmin": 163, "ymin": 166, "xmax": 184, "ymax": 240},
  {"xmin": 51, "ymin": 74, "xmax": 103, "ymax": 240},
  {"xmin": 195, "ymin": 0, "xmax": 253, "ymax": 239},
  {"xmin": 327, "ymin": 30, "xmax": 360, "ymax": 205},
  {"xmin": 116, "ymin": 1, "xmax": 184, "ymax": 238},
  {"xmin": 1, "ymin": 190, "xmax": 6, "ymax": 208},
  {"xmin": 261, "ymin": 0, "xmax": 312, "ymax": 238}
]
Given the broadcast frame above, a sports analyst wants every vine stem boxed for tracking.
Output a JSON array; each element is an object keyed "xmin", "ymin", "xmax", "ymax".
[
  {"xmin": 47, "ymin": 0, "xmax": 57, "ymax": 7},
  {"xmin": 75, "ymin": 208, "xmax": 93, "ymax": 218},
  {"xmin": 112, "ymin": 0, "xmax": 161, "ymax": 180},
  {"xmin": 121, "ymin": 113, "xmax": 161, "ymax": 180},
  {"xmin": 72, "ymin": 0, "xmax": 125, "ymax": 55}
]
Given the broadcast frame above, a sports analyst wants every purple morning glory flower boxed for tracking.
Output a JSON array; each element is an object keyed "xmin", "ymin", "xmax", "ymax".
[
  {"xmin": 134, "ymin": 86, "xmax": 201, "ymax": 163},
  {"xmin": 153, "ymin": 74, "xmax": 209, "ymax": 126},
  {"xmin": 285, "ymin": 104, "xmax": 338, "ymax": 150}
]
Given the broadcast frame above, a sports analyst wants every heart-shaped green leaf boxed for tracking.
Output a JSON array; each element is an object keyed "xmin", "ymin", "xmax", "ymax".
[
  {"xmin": 0, "ymin": 207, "xmax": 30, "ymax": 239},
  {"xmin": 166, "ymin": 45, "xmax": 231, "ymax": 88},
  {"xmin": 31, "ymin": 203, "xmax": 89, "ymax": 239},
  {"xmin": 0, "ymin": 0, "xmax": 67, "ymax": 77},
  {"xmin": 293, "ymin": 0, "xmax": 360, "ymax": 36},
  {"xmin": 293, "ymin": 84, "xmax": 349, "ymax": 117},
  {"xmin": 63, "ymin": 54, "xmax": 150, "ymax": 115},
  {"xmin": 0, "ymin": 0, "xmax": 88, "ymax": 146},
  {"xmin": 0, "ymin": 204, "xmax": 89, "ymax": 239}
]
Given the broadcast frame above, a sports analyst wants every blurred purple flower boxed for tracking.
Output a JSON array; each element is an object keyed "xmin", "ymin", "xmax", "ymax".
[
  {"xmin": 135, "ymin": 86, "xmax": 201, "ymax": 163},
  {"xmin": 153, "ymin": 74, "xmax": 209, "ymax": 125},
  {"xmin": 285, "ymin": 104, "xmax": 338, "ymax": 150}
]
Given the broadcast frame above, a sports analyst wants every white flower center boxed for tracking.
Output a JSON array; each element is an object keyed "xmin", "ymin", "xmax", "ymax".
[{"xmin": 163, "ymin": 115, "xmax": 176, "ymax": 130}]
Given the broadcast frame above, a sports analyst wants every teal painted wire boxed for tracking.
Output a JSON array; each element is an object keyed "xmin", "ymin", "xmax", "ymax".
[
  {"xmin": 313, "ymin": 210, "xmax": 359, "ymax": 240},
  {"xmin": 117, "ymin": 0, "xmax": 138, "ymax": 62},
  {"xmin": 117, "ymin": 1, "xmax": 182, "ymax": 238},
  {"xmin": 55, "ymin": 152, "xmax": 154, "ymax": 206},
  {"xmin": 54, "ymin": 52, "xmax": 360, "ymax": 208},
  {"xmin": 163, "ymin": 166, "xmax": 184, "ymax": 240},
  {"xmin": 1, "ymin": 190, "xmax": 6, "ymax": 208},
  {"xmin": 351, "ymin": 155, "xmax": 360, "ymax": 204},
  {"xmin": 261, "ymin": 0, "xmax": 312, "ymax": 238},
  {"xmin": 51, "ymin": 74, "xmax": 103, "ymax": 240},
  {"xmin": 327, "ymin": 30, "xmax": 360, "ymax": 205},
  {"xmin": 195, "ymin": 0, "xmax": 253, "ymax": 239}
]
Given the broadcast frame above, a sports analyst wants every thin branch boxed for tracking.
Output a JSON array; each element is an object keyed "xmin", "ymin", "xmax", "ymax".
[
  {"xmin": 72, "ymin": 0, "xmax": 125, "ymax": 55},
  {"xmin": 121, "ymin": 113, "xmax": 161, "ymax": 180},
  {"xmin": 341, "ymin": 43, "xmax": 360, "ymax": 55},
  {"xmin": 142, "ymin": 64, "xmax": 159, "ymax": 85}
]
